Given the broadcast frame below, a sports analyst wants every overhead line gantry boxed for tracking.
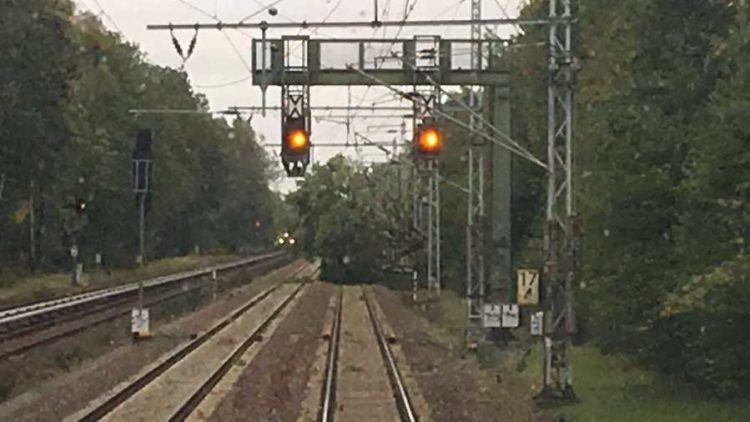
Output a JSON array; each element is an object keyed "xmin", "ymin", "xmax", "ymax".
[{"xmin": 147, "ymin": 1, "xmax": 578, "ymax": 402}]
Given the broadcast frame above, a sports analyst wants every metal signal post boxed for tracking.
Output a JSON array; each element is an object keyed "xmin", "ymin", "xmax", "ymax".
[
  {"xmin": 64, "ymin": 196, "xmax": 88, "ymax": 286},
  {"xmin": 132, "ymin": 129, "xmax": 153, "ymax": 317},
  {"xmin": 411, "ymin": 36, "xmax": 443, "ymax": 298}
]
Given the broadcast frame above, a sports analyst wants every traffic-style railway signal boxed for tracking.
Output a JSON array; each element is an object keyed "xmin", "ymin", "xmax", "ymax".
[
  {"xmin": 132, "ymin": 128, "xmax": 153, "ymax": 215},
  {"xmin": 281, "ymin": 87, "xmax": 312, "ymax": 177},
  {"xmin": 281, "ymin": 115, "xmax": 311, "ymax": 177},
  {"xmin": 281, "ymin": 107, "xmax": 310, "ymax": 177},
  {"xmin": 283, "ymin": 116, "xmax": 310, "ymax": 155},
  {"xmin": 414, "ymin": 118, "xmax": 442, "ymax": 157}
]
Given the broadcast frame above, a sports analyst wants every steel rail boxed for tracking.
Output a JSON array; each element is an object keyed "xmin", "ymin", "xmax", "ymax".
[
  {"xmin": 319, "ymin": 285, "xmax": 343, "ymax": 422},
  {"xmin": 0, "ymin": 254, "xmax": 286, "ymax": 359},
  {"xmin": 0, "ymin": 286, "xmax": 193, "ymax": 360},
  {"xmin": 169, "ymin": 267, "xmax": 319, "ymax": 421},
  {"xmin": 76, "ymin": 262, "xmax": 313, "ymax": 422},
  {"xmin": 363, "ymin": 288, "xmax": 417, "ymax": 422},
  {"xmin": 0, "ymin": 251, "xmax": 284, "ymax": 327}
]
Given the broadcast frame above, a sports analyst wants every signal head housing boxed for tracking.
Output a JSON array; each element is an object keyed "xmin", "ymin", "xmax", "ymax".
[
  {"xmin": 414, "ymin": 118, "xmax": 442, "ymax": 158},
  {"xmin": 282, "ymin": 116, "xmax": 311, "ymax": 177}
]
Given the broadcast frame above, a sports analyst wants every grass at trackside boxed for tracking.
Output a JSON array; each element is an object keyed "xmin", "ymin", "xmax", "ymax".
[
  {"xmin": 520, "ymin": 344, "xmax": 750, "ymax": 422},
  {"xmin": 407, "ymin": 287, "xmax": 750, "ymax": 422},
  {"xmin": 0, "ymin": 254, "xmax": 241, "ymax": 308}
]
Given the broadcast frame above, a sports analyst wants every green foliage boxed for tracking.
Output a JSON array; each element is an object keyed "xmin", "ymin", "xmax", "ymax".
[
  {"xmin": 288, "ymin": 155, "xmax": 395, "ymax": 280},
  {"xmin": 0, "ymin": 6, "xmax": 282, "ymax": 272},
  {"xmin": 661, "ymin": 254, "xmax": 750, "ymax": 395},
  {"xmin": 510, "ymin": 0, "xmax": 750, "ymax": 397},
  {"xmin": 285, "ymin": 0, "xmax": 750, "ymax": 398}
]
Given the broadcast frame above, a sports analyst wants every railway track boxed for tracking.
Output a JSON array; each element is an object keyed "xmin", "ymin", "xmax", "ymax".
[
  {"xmin": 0, "ymin": 251, "xmax": 287, "ymax": 358},
  {"xmin": 69, "ymin": 262, "xmax": 319, "ymax": 422},
  {"xmin": 320, "ymin": 285, "xmax": 417, "ymax": 422},
  {"xmin": 320, "ymin": 287, "xmax": 343, "ymax": 421}
]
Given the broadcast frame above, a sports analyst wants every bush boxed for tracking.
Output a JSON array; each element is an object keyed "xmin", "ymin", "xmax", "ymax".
[{"xmin": 661, "ymin": 255, "xmax": 750, "ymax": 397}]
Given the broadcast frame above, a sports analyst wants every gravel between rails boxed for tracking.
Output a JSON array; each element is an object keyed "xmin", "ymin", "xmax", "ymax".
[
  {"xmin": 366, "ymin": 286, "xmax": 433, "ymax": 421},
  {"xmin": 335, "ymin": 286, "xmax": 402, "ymax": 422},
  {"xmin": 204, "ymin": 282, "xmax": 334, "ymax": 422},
  {"xmin": 372, "ymin": 285, "xmax": 548, "ymax": 422},
  {"xmin": 99, "ymin": 283, "xmax": 303, "ymax": 421}
]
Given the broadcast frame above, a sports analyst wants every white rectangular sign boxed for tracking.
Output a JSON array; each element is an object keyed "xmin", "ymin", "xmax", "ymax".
[
  {"xmin": 482, "ymin": 304, "xmax": 502, "ymax": 328},
  {"xmin": 530, "ymin": 311, "xmax": 544, "ymax": 336},
  {"xmin": 502, "ymin": 304, "xmax": 520, "ymax": 328},
  {"xmin": 131, "ymin": 308, "xmax": 150, "ymax": 337}
]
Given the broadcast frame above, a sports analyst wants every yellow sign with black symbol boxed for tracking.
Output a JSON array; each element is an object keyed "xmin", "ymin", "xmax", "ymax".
[{"xmin": 517, "ymin": 269, "xmax": 540, "ymax": 305}]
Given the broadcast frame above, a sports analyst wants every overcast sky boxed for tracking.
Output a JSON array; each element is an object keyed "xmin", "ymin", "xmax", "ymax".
[{"xmin": 73, "ymin": 0, "xmax": 522, "ymax": 192}]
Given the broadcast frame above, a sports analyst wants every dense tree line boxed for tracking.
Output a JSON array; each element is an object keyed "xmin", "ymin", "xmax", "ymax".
[
  {"xmin": 288, "ymin": 156, "xmax": 401, "ymax": 281},
  {"xmin": 510, "ymin": 0, "xmax": 750, "ymax": 396},
  {"xmin": 0, "ymin": 1, "xmax": 284, "ymax": 273},
  {"xmin": 289, "ymin": 0, "xmax": 750, "ymax": 398}
]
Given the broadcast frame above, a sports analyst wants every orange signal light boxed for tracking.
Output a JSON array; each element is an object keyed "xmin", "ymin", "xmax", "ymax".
[
  {"xmin": 287, "ymin": 129, "xmax": 309, "ymax": 150},
  {"xmin": 417, "ymin": 127, "xmax": 442, "ymax": 153}
]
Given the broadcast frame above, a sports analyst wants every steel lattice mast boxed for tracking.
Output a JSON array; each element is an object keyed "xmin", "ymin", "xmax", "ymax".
[{"xmin": 539, "ymin": 0, "xmax": 578, "ymax": 401}]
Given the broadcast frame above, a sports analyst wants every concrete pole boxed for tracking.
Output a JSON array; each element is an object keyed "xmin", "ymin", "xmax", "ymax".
[{"xmin": 487, "ymin": 84, "xmax": 512, "ymax": 306}]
